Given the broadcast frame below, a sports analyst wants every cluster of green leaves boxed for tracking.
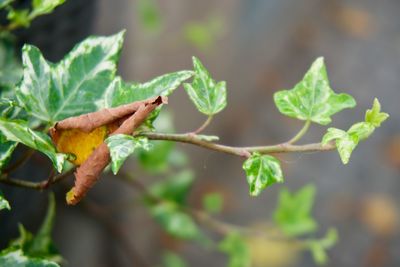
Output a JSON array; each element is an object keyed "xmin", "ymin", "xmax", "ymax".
[
  {"xmin": 0, "ymin": 32, "xmax": 197, "ymax": 267},
  {"xmin": 146, "ymin": 170, "xmax": 199, "ymax": 240},
  {"xmin": 0, "ymin": 31, "xmax": 195, "ymax": 174},
  {"xmin": 322, "ymin": 98, "xmax": 388, "ymax": 164},
  {"xmin": 273, "ymin": 185, "xmax": 338, "ymax": 265},
  {"xmin": 242, "ymin": 57, "xmax": 387, "ymax": 196},
  {"xmin": 0, "ymin": 194, "xmax": 61, "ymax": 266},
  {"xmin": 1, "ymin": 0, "xmax": 65, "ymax": 30},
  {"xmin": 214, "ymin": 185, "xmax": 338, "ymax": 267},
  {"xmin": 0, "ymin": 20, "xmax": 388, "ymax": 267}
]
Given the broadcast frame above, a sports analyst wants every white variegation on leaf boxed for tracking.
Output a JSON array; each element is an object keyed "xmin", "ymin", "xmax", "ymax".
[
  {"xmin": 30, "ymin": 0, "xmax": 65, "ymax": 18},
  {"xmin": 0, "ymin": 250, "xmax": 59, "ymax": 267},
  {"xmin": 274, "ymin": 57, "xmax": 356, "ymax": 125},
  {"xmin": 0, "ymin": 135, "xmax": 17, "ymax": 171},
  {"xmin": 243, "ymin": 153, "xmax": 284, "ymax": 196},
  {"xmin": 105, "ymin": 134, "xmax": 151, "ymax": 174},
  {"xmin": 16, "ymin": 31, "xmax": 125, "ymax": 124},
  {"xmin": 104, "ymin": 71, "xmax": 193, "ymax": 107},
  {"xmin": 0, "ymin": 190, "xmax": 10, "ymax": 210},
  {"xmin": 322, "ymin": 127, "xmax": 359, "ymax": 164},
  {"xmin": 0, "ymin": 118, "xmax": 66, "ymax": 172},
  {"xmin": 184, "ymin": 57, "xmax": 227, "ymax": 116},
  {"xmin": 322, "ymin": 98, "xmax": 388, "ymax": 164}
]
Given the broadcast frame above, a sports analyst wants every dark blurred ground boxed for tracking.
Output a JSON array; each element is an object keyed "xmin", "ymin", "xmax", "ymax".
[{"xmin": 1, "ymin": 0, "xmax": 400, "ymax": 266}]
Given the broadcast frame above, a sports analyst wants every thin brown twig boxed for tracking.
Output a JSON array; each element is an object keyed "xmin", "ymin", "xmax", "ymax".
[
  {"xmin": 116, "ymin": 172, "xmax": 290, "ymax": 241},
  {"xmin": 138, "ymin": 132, "xmax": 336, "ymax": 157},
  {"xmin": 0, "ymin": 168, "xmax": 75, "ymax": 190},
  {"xmin": 3, "ymin": 149, "xmax": 35, "ymax": 174},
  {"xmin": 0, "ymin": 130, "xmax": 335, "ymax": 190}
]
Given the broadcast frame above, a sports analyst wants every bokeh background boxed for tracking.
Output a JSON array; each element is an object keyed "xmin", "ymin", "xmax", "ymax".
[{"xmin": 1, "ymin": 0, "xmax": 399, "ymax": 266}]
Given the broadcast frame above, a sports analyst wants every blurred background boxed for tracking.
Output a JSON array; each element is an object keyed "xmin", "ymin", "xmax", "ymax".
[{"xmin": 1, "ymin": 0, "xmax": 400, "ymax": 266}]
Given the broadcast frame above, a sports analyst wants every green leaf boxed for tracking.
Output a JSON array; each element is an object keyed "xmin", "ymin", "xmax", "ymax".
[
  {"xmin": 242, "ymin": 153, "xmax": 284, "ymax": 196},
  {"xmin": 0, "ymin": 190, "xmax": 10, "ymax": 210},
  {"xmin": 273, "ymin": 185, "xmax": 317, "ymax": 236},
  {"xmin": 0, "ymin": 0, "xmax": 14, "ymax": 9},
  {"xmin": 184, "ymin": 57, "xmax": 227, "ymax": 115},
  {"xmin": 0, "ymin": 134, "xmax": 17, "ymax": 171},
  {"xmin": 8, "ymin": 224, "xmax": 33, "ymax": 249},
  {"xmin": 150, "ymin": 170, "xmax": 195, "ymax": 204},
  {"xmin": 137, "ymin": 111, "xmax": 177, "ymax": 173},
  {"xmin": 0, "ymin": 249, "xmax": 59, "ymax": 267},
  {"xmin": 322, "ymin": 99, "xmax": 388, "ymax": 164},
  {"xmin": 365, "ymin": 98, "xmax": 389, "ymax": 127},
  {"xmin": 105, "ymin": 71, "xmax": 193, "ymax": 107},
  {"xmin": 1, "ymin": 194, "xmax": 61, "ymax": 265},
  {"xmin": 150, "ymin": 202, "xmax": 199, "ymax": 239},
  {"xmin": 16, "ymin": 31, "xmax": 125, "ymax": 124},
  {"xmin": 138, "ymin": 140, "xmax": 174, "ymax": 174},
  {"xmin": 218, "ymin": 233, "xmax": 251, "ymax": 267},
  {"xmin": 274, "ymin": 57, "xmax": 356, "ymax": 125},
  {"xmin": 30, "ymin": 0, "xmax": 65, "ymax": 19},
  {"xmin": 0, "ymin": 118, "xmax": 66, "ymax": 172},
  {"xmin": 0, "ymin": 37, "xmax": 23, "ymax": 91},
  {"xmin": 183, "ymin": 17, "xmax": 224, "ymax": 51},
  {"xmin": 105, "ymin": 134, "xmax": 151, "ymax": 175},
  {"xmin": 161, "ymin": 251, "xmax": 187, "ymax": 267},
  {"xmin": 7, "ymin": 8, "xmax": 30, "ymax": 27},
  {"xmin": 137, "ymin": 0, "xmax": 162, "ymax": 32},
  {"xmin": 321, "ymin": 127, "xmax": 347, "ymax": 145},
  {"xmin": 347, "ymin": 122, "xmax": 375, "ymax": 141},
  {"xmin": 308, "ymin": 228, "xmax": 338, "ymax": 265},
  {"xmin": 202, "ymin": 192, "xmax": 223, "ymax": 214},
  {"xmin": 323, "ymin": 128, "xmax": 359, "ymax": 164}
]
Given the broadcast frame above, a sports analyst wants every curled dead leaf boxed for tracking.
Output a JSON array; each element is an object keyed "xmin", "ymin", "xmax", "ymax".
[{"xmin": 49, "ymin": 96, "xmax": 167, "ymax": 205}]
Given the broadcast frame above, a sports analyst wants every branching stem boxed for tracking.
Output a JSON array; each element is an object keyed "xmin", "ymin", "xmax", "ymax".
[
  {"xmin": 0, "ymin": 168, "xmax": 75, "ymax": 190},
  {"xmin": 138, "ymin": 131, "xmax": 335, "ymax": 158},
  {"xmin": 191, "ymin": 115, "xmax": 213, "ymax": 134},
  {"xmin": 286, "ymin": 120, "xmax": 311, "ymax": 144},
  {"xmin": 117, "ymin": 172, "xmax": 294, "ymax": 241}
]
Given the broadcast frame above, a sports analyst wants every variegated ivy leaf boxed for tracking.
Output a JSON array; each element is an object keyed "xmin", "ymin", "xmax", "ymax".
[
  {"xmin": 242, "ymin": 153, "xmax": 284, "ymax": 196},
  {"xmin": 0, "ymin": 0, "xmax": 14, "ymax": 9},
  {"xmin": 0, "ymin": 250, "xmax": 59, "ymax": 267},
  {"xmin": 0, "ymin": 118, "xmax": 66, "ymax": 172},
  {"xmin": 104, "ymin": 71, "xmax": 193, "ymax": 107},
  {"xmin": 30, "ymin": 0, "xmax": 65, "ymax": 18},
  {"xmin": 184, "ymin": 56, "xmax": 227, "ymax": 116},
  {"xmin": 218, "ymin": 233, "xmax": 251, "ymax": 267},
  {"xmin": 274, "ymin": 57, "xmax": 356, "ymax": 125},
  {"xmin": 322, "ymin": 98, "xmax": 388, "ymax": 164},
  {"xmin": 365, "ymin": 98, "xmax": 389, "ymax": 127},
  {"xmin": 0, "ymin": 133, "xmax": 17, "ymax": 172},
  {"xmin": 0, "ymin": 190, "xmax": 10, "ymax": 210},
  {"xmin": 105, "ymin": 134, "xmax": 151, "ymax": 175},
  {"xmin": 0, "ymin": 37, "xmax": 23, "ymax": 91},
  {"xmin": 16, "ymin": 31, "xmax": 125, "ymax": 124},
  {"xmin": 322, "ymin": 128, "xmax": 358, "ymax": 164}
]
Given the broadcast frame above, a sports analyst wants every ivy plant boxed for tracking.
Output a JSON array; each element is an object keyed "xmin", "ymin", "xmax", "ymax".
[{"xmin": 0, "ymin": 1, "xmax": 389, "ymax": 266}]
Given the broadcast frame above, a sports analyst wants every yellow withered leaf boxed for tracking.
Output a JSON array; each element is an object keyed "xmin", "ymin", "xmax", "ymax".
[{"xmin": 55, "ymin": 126, "xmax": 109, "ymax": 165}]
